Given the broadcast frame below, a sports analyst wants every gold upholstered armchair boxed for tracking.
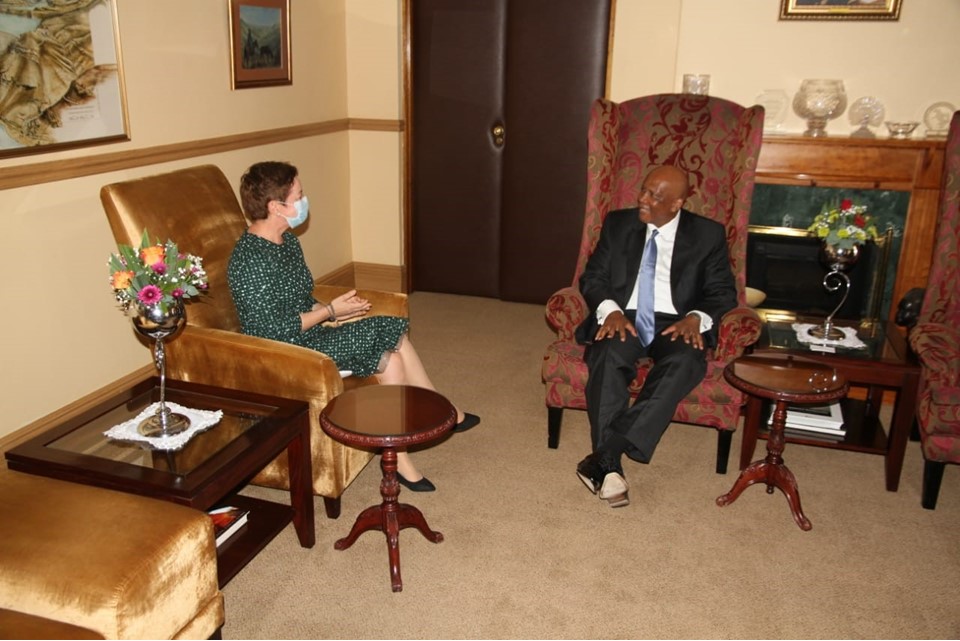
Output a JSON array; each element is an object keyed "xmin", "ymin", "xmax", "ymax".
[{"xmin": 100, "ymin": 164, "xmax": 406, "ymax": 518}]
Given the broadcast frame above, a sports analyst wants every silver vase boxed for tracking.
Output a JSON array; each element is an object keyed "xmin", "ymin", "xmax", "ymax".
[
  {"xmin": 820, "ymin": 242, "xmax": 861, "ymax": 272},
  {"xmin": 132, "ymin": 300, "xmax": 190, "ymax": 437},
  {"xmin": 807, "ymin": 243, "xmax": 861, "ymax": 341}
]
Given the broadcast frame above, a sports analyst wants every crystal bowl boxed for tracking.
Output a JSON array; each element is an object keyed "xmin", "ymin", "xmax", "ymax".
[
  {"xmin": 793, "ymin": 79, "xmax": 847, "ymax": 137},
  {"xmin": 885, "ymin": 121, "xmax": 919, "ymax": 139}
]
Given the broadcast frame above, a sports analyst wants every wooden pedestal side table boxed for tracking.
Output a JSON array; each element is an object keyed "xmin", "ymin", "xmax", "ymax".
[
  {"xmin": 717, "ymin": 353, "xmax": 849, "ymax": 531},
  {"xmin": 319, "ymin": 384, "xmax": 456, "ymax": 592}
]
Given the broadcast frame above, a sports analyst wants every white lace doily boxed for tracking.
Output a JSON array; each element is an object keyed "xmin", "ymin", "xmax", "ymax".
[
  {"xmin": 792, "ymin": 322, "xmax": 867, "ymax": 350},
  {"xmin": 104, "ymin": 402, "xmax": 223, "ymax": 451}
]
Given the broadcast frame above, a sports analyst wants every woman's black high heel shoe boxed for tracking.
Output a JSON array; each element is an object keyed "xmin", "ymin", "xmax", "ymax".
[
  {"xmin": 452, "ymin": 413, "xmax": 481, "ymax": 433},
  {"xmin": 397, "ymin": 472, "xmax": 436, "ymax": 492}
]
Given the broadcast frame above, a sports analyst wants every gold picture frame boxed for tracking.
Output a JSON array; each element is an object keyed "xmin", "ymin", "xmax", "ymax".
[
  {"xmin": 779, "ymin": 0, "xmax": 902, "ymax": 21},
  {"xmin": 229, "ymin": 0, "xmax": 292, "ymax": 89},
  {"xmin": 0, "ymin": 0, "xmax": 130, "ymax": 159}
]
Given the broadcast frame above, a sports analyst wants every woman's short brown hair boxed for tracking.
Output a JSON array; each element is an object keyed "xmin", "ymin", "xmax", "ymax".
[{"xmin": 239, "ymin": 161, "xmax": 298, "ymax": 220}]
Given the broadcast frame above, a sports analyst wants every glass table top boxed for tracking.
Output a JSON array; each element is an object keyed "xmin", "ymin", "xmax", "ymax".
[
  {"xmin": 758, "ymin": 312, "xmax": 911, "ymax": 365},
  {"xmin": 43, "ymin": 384, "xmax": 279, "ymax": 476}
]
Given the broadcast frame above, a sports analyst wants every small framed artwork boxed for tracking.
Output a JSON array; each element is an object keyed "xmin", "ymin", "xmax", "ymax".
[
  {"xmin": 0, "ymin": 0, "xmax": 130, "ymax": 159},
  {"xmin": 779, "ymin": 0, "xmax": 902, "ymax": 21},
  {"xmin": 229, "ymin": 0, "xmax": 292, "ymax": 89}
]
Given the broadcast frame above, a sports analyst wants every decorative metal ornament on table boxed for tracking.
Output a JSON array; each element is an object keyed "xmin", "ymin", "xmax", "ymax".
[
  {"xmin": 808, "ymin": 243, "xmax": 860, "ymax": 341},
  {"xmin": 793, "ymin": 79, "xmax": 847, "ymax": 137},
  {"xmin": 107, "ymin": 230, "xmax": 209, "ymax": 439},
  {"xmin": 133, "ymin": 300, "xmax": 190, "ymax": 436}
]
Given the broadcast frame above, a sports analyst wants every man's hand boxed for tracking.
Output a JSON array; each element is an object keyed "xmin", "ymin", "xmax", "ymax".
[
  {"xmin": 594, "ymin": 310, "xmax": 637, "ymax": 342},
  {"xmin": 661, "ymin": 314, "xmax": 705, "ymax": 350}
]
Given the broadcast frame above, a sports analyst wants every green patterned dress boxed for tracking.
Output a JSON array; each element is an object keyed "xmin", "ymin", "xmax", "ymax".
[{"xmin": 227, "ymin": 231, "xmax": 409, "ymax": 377}]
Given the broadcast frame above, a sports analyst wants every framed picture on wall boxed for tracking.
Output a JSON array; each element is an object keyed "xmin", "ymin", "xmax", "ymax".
[
  {"xmin": 779, "ymin": 0, "xmax": 902, "ymax": 21},
  {"xmin": 0, "ymin": 0, "xmax": 130, "ymax": 159},
  {"xmin": 229, "ymin": 0, "xmax": 292, "ymax": 89}
]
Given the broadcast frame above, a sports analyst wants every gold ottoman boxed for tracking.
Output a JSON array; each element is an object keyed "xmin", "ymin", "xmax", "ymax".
[{"xmin": 0, "ymin": 469, "xmax": 224, "ymax": 639}]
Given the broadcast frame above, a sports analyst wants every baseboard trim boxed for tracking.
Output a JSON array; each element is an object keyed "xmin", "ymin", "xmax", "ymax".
[
  {"xmin": 354, "ymin": 262, "xmax": 404, "ymax": 292},
  {"xmin": 315, "ymin": 262, "xmax": 404, "ymax": 293},
  {"xmin": 315, "ymin": 262, "xmax": 356, "ymax": 288},
  {"xmin": 0, "ymin": 365, "xmax": 155, "ymax": 463}
]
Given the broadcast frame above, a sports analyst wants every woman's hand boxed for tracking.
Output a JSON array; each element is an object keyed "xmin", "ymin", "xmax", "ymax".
[{"xmin": 331, "ymin": 290, "xmax": 372, "ymax": 321}]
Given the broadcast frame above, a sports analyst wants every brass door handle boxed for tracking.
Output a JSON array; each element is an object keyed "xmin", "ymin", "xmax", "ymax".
[{"xmin": 491, "ymin": 123, "xmax": 505, "ymax": 148}]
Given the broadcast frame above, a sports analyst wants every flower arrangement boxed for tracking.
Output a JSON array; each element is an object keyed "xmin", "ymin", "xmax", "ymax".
[
  {"xmin": 108, "ymin": 230, "xmax": 208, "ymax": 314},
  {"xmin": 806, "ymin": 198, "xmax": 880, "ymax": 250}
]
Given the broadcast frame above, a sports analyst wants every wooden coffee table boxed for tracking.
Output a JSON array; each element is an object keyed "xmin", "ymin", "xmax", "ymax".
[
  {"xmin": 4, "ymin": 377, "xmax": 314, "ymax": 587},
  {"xmin": 717, "ymin": 353, "xmax": 849, "ymax": 530},
  {"xmin": 751, "ymin": 314, "xmax": 920, "ymax": 492},
  {"xmin": 320, "ymin": 385, "xmax": 456, "ymax": 592}
]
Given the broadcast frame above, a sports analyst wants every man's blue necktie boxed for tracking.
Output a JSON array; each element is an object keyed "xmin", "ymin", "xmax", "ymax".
[{"xmin": 635, "ymin": 229, "xmax": 658, "ymax": 347}]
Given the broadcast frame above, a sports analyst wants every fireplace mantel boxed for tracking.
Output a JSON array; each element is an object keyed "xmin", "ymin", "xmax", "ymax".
[{"xmin": 756, "ymin": 135, "xmax": 946, "ymax": 322}]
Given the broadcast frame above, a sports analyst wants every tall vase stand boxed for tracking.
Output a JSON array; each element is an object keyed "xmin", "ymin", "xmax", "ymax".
[
  {"xmin": 138, "ymin": 335, "xmax": 191, "ymax": 437},
  {"xmin": 807, "ymin": 267, "xmax": 850, "ymax": 341}
]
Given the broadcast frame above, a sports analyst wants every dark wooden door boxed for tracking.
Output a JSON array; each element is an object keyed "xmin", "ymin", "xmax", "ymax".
[{"xmin": 410, "ymin": 0, "xmax": 611, "ymax": 303}]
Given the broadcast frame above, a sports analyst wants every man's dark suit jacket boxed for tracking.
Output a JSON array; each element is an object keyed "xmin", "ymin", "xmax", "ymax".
[{"xmin": 575, "ymin": 207, "xmax": 737, "ymax": 348}]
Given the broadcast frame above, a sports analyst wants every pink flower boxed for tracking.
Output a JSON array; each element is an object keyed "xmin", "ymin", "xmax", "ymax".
[
  {"xmin": 172, "ymin": 288, "xmax": 184, "ymax": 298},
  {"xmin": 151, "ymin": 262, "xmax": 167, "ymax": 275},
  {"xmin": 137, "ymin": 285, "xmax": 163, "ymax": 305}
]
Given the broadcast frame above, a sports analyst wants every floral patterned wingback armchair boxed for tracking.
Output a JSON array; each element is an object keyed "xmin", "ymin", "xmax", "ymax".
[
  {"xmin": 908, "ymin": 110, "xmax": 960, "ymax": 509},
  {"xmin": 541, "ymin": 94, "xmax": 764, "ymax": 474}
]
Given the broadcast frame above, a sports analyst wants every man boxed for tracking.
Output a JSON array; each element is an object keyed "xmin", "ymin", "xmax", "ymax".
[{"xmin": 575, "ymin": 165, "xmax": 737, "ymax": 507}]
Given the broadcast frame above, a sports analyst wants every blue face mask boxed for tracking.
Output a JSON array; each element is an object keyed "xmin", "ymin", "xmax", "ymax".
[{"xmin": 282, "ymin": 196, "xmax": 309, "ymax": 228}]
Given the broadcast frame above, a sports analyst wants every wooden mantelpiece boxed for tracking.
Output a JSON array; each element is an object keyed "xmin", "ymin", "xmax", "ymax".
[{"xmin": 756, "ymin": 135, "xmax": 946, "ymax": 321}]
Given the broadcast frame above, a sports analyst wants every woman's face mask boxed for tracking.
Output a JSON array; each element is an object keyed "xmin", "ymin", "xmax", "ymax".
[{"xmin": 280, "ymin": 196, "xmax": 309, "ymax": 228}]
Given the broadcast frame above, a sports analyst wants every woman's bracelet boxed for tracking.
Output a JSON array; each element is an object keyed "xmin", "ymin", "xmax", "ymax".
[{"xmin": 325, "ymin": 303, "xmax": 336, "ymax": 322}]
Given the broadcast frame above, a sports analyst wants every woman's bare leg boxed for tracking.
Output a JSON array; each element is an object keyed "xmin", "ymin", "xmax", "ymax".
[
  {"xmin": 377, "ymin": 336, "xmax": 465, "ymax": 482},
  {"xmin": 396, "ymin": 450, "xmax": 420, "ymax": 481},
  {"xmin": 378, "ymin": 336, "xmax": 465, "ymax": 421}
]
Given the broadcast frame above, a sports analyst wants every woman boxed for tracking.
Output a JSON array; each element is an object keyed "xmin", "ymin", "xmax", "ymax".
[{"xmin": 227, "ymin": 161, "xmax": 479, "ymax": 491}]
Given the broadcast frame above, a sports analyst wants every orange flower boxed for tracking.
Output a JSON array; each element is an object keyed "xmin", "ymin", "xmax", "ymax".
[
  {"xmin": 140, "ymin": 245, "xmax": 165, "ymax": 267},
  {"xmin": 111, "ymin": 270, "xmax": 135, "ymax": 289}
]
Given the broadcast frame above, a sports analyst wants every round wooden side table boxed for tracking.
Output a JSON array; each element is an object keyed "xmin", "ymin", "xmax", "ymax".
[
  {"xmin": 319, "ymin": 384, "xmax": 456, "ymax": 592},
  {"xmin": 717, "ymin": 353, "xmax": 849, "ymax": 531}
]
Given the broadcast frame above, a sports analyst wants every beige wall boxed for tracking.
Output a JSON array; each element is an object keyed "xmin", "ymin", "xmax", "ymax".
[
  {"xmin": 345, "ymin": 2, "xmax": 403, "ymax": 265},
  {"xmin": 611, "ymin": 0, "xmax": 960, "ymax": 131},
  {"xmin": 2, "ymin": 0, "xmax": 959, "ymax": 440},
  {"xmin": 0, "ymin": 0, "xmax": 354, "ymax": 435}
]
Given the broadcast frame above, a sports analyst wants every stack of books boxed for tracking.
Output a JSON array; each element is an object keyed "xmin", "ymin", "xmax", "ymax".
[
  {"xmin": 208, "ymin": 505, "xmax": 250, "ymax": 547},
  {"xmin": 768, "ymin": 401, "xmax": 846, "ymax": 441}
]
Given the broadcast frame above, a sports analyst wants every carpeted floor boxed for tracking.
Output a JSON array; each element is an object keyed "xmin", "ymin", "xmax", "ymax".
[{"xmin": 222, "ymin": 292, "xmax": 960, "ymax": 639}]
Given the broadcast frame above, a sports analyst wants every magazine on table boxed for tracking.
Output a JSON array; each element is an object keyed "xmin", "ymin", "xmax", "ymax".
[
  {"xmin": 208, "ymin": 505, "xmax": 250, "ymax": 547},
  {"xmin": 768, "ymin": 401, "xmax": 844, "ymax": 430}
]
